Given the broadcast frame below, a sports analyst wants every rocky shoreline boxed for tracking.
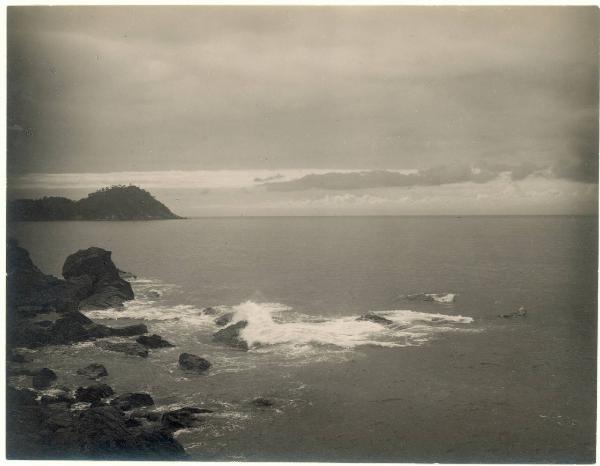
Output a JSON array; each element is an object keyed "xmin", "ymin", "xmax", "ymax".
[{"xmin": 6, "ymin": 239, "xmax": 233, "ymax": 459}]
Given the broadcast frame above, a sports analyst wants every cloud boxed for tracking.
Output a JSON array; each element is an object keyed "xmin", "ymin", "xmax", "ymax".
[{"xmin": 262, "ymin": 162, "xmax": 568, "ymax": 191}]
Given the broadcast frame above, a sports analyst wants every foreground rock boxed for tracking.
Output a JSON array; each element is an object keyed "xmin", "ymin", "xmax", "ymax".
[
  {"xmin": 75, "ymin": 384, "xmax": 115, "ymax": 403},
  {"xmin": 63, "ymin": 247, "xmax": 134, "ymax": 310},
  {"xmin": 77, "ymin": 363, "xmax": 108, "ymax": 379},
  {"xmin": 179, "ymin": 353, "xmax": 211, "ymax": 372},
  {"xmin": 110, "ymin": 393, "xmax": 154, "ymax": 411},
  {"xmin": 96, "ymin": 341, "xmax": 149, "ymax": 358},
  {"xmin": 356, "ymin": 312, "xmax": 393, "ymax": 325},
  {"xmin": 32, "ymin": 368, "xmax": 58, "ymax": 390},
  {"xmin": 136, "ymin": 334, "xmax": 174, "ymax": 349},
  {"xmin": 213, "ymin": 320, "xmax": 249, "ymax": 350},
  {"xmin": 7, "ymin": 240, "xmax": 141, "ymax": 348},
  {"xmin": 6, "ymin": 386, "xmax": 186, "ymax": 459}
]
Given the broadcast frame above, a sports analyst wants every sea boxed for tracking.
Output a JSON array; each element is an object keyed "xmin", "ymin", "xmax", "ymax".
[{"xmin": 8, "ymin": 216, "xmax": 598, "ymax": 462}]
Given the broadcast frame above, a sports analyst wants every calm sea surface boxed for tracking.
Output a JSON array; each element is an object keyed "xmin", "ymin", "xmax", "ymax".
[{"xmin": 9, "ymin": 216, "xmax": 598, "ymax": 461}]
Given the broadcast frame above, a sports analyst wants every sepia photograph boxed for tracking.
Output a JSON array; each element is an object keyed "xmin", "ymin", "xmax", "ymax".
[{"xmin": 5, "ymin": 4, "xmax": 599, "ymax": 462}]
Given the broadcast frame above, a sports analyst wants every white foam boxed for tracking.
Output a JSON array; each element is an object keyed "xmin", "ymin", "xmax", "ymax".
[
  {"xmin": 426, "ymin": 293, "xmax": 457, "ymax": 303},
  {"xmin": 228, "ymin": 301, "xmax": 473, "ymax": 351}
]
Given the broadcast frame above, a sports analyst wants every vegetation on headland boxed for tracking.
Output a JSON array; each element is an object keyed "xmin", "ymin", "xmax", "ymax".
[{"xmin": 8, "ymin": 185, "xmax": 183, "ymax": 221}]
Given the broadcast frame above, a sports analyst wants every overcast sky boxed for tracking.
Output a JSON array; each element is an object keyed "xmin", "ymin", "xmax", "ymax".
[{"xmin": 7, "ymin": 6, "xmax": 598, "ymax": 215}]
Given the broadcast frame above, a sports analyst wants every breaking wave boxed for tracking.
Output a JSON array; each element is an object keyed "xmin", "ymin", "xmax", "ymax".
[{"xmin": 83, "ymin": 278, "xmax": 475, "ymax": 353}]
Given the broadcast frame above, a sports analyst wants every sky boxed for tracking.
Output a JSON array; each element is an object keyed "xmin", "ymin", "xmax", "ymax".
[{"xmin": 7, "ymin": 6, "xmax": 599, "ymax": 216}]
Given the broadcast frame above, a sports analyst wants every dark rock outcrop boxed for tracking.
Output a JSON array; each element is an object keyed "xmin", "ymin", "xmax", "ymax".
[
  {"xmin": 9, "ymin": 185, "xmax": 183, "ymax": 222},
  {"xmin": 110, "ymin": 393, "xmax": 154, "ymax": 411},
  {"xmin": 213, "ymin": 320, "xmax": 249, "ymax": 351},
  {"xmin": 32, "ymin": 368, "xmax": 58, "ymax": 390},
  {"xmin": 62, "ymin": 247, "xmax": 134, "ymax": 310},
  {"xmin": 135, "ymin": 334, "xmax": 174, "ymax": 349},
  {"xmin": 77, "ymin": 363, "xmax": 108, "ymax": 379},
  {"xmin": 202, "ymin": 307, "xmax": 218, "ymax": 315},
  {"xmin": 95, "ymin": 341, "xmax": 149, "ymax": 358},
  {"xmin": 214, "ymin": 312, "xmax": 234, "ymax": 327},
  {"xmin": 178, "ymin": 353, "xmax": 211, "ymax": 372},
  {"xmin": 75, "ymin": 384, "xmax": 114, "ymax": 403},
  {"xmin": 7, "ymin": 240, "xmax": 139, "ymax": 348},
  {"xmin": 161, "ymin": 407, "xmax": 212, "ymax": 431},
  {"xmin": 356, "ymin": 312, "xmax": 393, "ymax": 325}
]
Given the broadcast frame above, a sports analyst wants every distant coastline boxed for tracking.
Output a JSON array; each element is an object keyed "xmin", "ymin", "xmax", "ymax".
[{"xmin": 8, "ymin": 185, "xmax": 183, "ymax": 221}]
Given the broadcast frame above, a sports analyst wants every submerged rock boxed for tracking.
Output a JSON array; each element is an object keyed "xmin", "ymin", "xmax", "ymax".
[
  {"xmin": 161, "ymin": 407, "xmax": 211, "ymax": 431},
  {"xmin": 77, "ymin": 363, "xmax": 108, "ymax": 379},
  {"xmin": 178, "ymin": 353, "xmax": 211, "ymax": 372},
  {"xmin": 108, "ymin": 324, "xmax": 148, "ymax": 337},
  {"xmin": 498, "ymin": 306, "xmax": 528, "ymax": 319},
  {"xmin": 213, "ymin": 320, "xmax": 249, "ymax": 350},
  {"xmin": 75, "ymin": 383, "xmax": 114, "ymax": 403},
  {"xmin": 95, "ymin": 340, "xmax": 149, "ymax": 358},
  {"xmin": 202, "ymin": 307, "xmax": 218, "ymax": 315},
  {"xmin": 32, "ymin": 368, "xmax": 58, "ymax": 390},
  {"xmin": 214, "ymin": 312, "xmax": 234, "ymax": 327},
  {"xmin": 251, "ymin": 397, "xmax": 274, "ymax": 407},
  {"xmin": 110, "ymin": 393, "xmax": 154, "ymax": 411},
  {"xmin": 356, "ymin": 312, "xmax": 393, "ymax": 325},
  {"xmin": 135, "ymin": 334, "xmax": 174, "ymax": 349}
]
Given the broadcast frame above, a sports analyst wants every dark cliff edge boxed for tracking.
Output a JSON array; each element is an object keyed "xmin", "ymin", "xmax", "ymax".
[
  {"xmin": 8, "ymin": 185, "xmax": 183, "ymax": 221},
  {"xmin": 6, "ymin": 240, "xmax": 189, "ymax": 459}
]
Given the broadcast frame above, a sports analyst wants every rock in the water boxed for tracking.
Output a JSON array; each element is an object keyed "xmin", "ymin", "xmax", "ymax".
[
  {"xmin": 95, "ymin": 340, "xmax": 149, "ymax": 358},
  {"xmin": 202, "ymin": 307, "xmax": 218, "ymax": 315},
  {"xmin": 40, "ymin": 390, "xmax": 75, "ymax": 405},
  {"xmin": 178, "ymin": 353, "xmax": 211, "ymax": 372},
  {"xmin": 108, "ymin": 324, "xmax": 148, "ymax": 337},
  {"xmin": 32, "ymin": 368, "xmax": 58, "ymax": 389},
  {"xmin": 251, "ymin": 397, "xmax": 274, "ymax": 407},
  {"xmin": 356, "ymin": 312, "xmax": 393, "ymax": 325},
  {"xmin": 77, "ymin": 363, "xmax": 108, "ymax": 379},
  {"xmin": 136, "ymin": 334, "xmax": 174, "ymax": 349},
  {"xmin": 214, "ymin": 312, "xmax": 234, "ymax": 327},
  {"xmin": 110, "ymin": 393, "xmax": 155, "ymax": 411},
  {"xmin": 147, "ymin": 289, "xmax": 162, "ymax": 299},
  {"xmin": 62, "ymin": 247, "xmax": 134, "ymax": 310},
  {"xmin": 161, "ymin": 407, "xmax": 211, "ymax": 431},
  {"xmin": 212, "ymin": 320, "xmax": 249, "ymax": 350},
  {"xmin": 75, "ymin": 383, "xmax": 114, "ymax": 403}
]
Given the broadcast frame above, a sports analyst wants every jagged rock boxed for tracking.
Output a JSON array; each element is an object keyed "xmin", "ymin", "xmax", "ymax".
[
  {"xmin": 95, "ymin": 340, "xmax": 149, "ymax": 358},
  {"xmin": 8, "ymin": 349, "xmax": 31, "ymax": 363},
  {"xmin": 40, "ymin": 390, "xmax": 75, "ymax": 405},
  {"xmin": 136, "ymin": 334, "xmax": 174, "ymax": 348},
  {"xmin": 178, "ymin": 353, "xmax": 211, "ymax": 372},
  {"xmin": 62, "ymin": 247, "xmax": 134, "ymax": 310},
  {"xmin": 110, "ymin": 393, "xmax": 154, "ymax": 411},
  {"xmin": 161, "ymin": 407, "xmax": 211, "ymax": 431},
  {"xmin": 213, "ymin": 320, "xmax": 249, "ymax": 351},
  {"xmin": 77, "ymin": 363, "xmax": 108, "ymax": 379},
  {"xmin": 73, "ymin": 406, "xmax": 187, "ymax": 459},
  {"xmin": 252, "ymin": 397, "xmax": 274, "ymax": 407},
  {"xmin": 32, "ymin": 368, "xmax": 57, "ymax": 390},
  {"xmin": 75, "ymin": 384, "xmax": 114, "ymax": 403},
  {"xmin": 356, "ymin": 312, "xmax": 393, "ymax": 325},
  {"xmin": 214, "ymin": 312, "xmax": 234, "ymax": 327},
  {"xmin": 7, "ymin": 386, "xmax": 38, "ymax": 406}
]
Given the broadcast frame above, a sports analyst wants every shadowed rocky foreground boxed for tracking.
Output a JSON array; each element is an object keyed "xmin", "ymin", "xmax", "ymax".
[{"xmin": 5, "ymin": 240, "xmax": 217, "ymax": 459}]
